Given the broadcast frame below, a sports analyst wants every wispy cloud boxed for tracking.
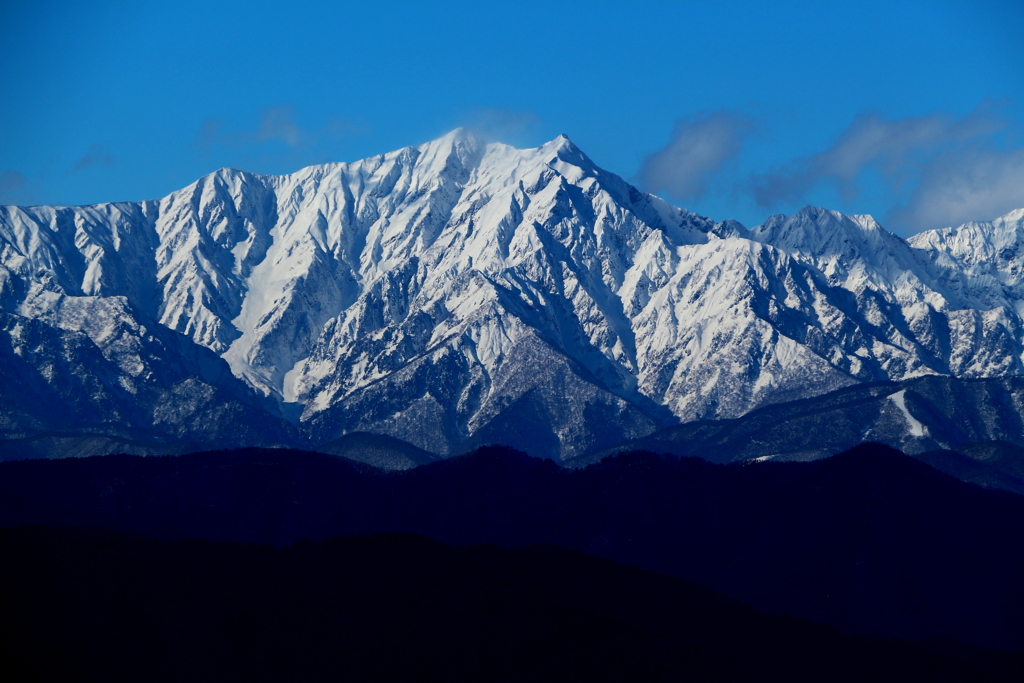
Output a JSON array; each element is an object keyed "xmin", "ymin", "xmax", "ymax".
[
  {"xmin": 0, "ymin": 170, "xmax": 25, "ymax": 193},
  {"xmin": 746, "ymin": 102, "xmax": 1024, "ymax": 230},
  {"xmin": 640, "ymin": 111, "xmax": 754, "ymax": 201},
  {"xmin": 193, "ymin": 106, "xmax": 366, "ymax": 160},
  {"xmin": 194, "ymin": 119, "xmax": 224, "ymax": 150},
  {"xmin": 256, "ymin": 106, "xmax": 304, "ymax": 147},
  {"xmin": 72, "ymin": 145, "xmax": 114, "ymax": 172},
  {"xmin": 461, "ymin": 108, "xmax": 540, "ymax": 146},
  {"xmin": 892, "ymin": 144, "xmax": 1024, "ymax": 230},
  {"xmin": 324, "ymin": 114, "xmax": 366, "ymax": 139},
  {"xmin": 0, "ymin": 170, "xmax": 27, "ymax": 204}
]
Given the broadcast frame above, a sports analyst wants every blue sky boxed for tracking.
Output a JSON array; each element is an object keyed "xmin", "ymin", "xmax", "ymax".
[{"xmin": 1, "ymin": 0, "xmax": 1021, "ymax": 234}]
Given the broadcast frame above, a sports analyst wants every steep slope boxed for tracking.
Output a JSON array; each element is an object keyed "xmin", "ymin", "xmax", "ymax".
[
  {"xmin": 750, "ymin": 206, "xmax": 1024, "ymax": 380},
  {"xmin": 585, "ymin": 375, "xmax": 1024, "ymax": 494},
  {"xmin": 910, "ymin": 208, "xmax": 1024, "ymax": 309},
  {"xmin": 1, "ymin": 131, "xmax": 720, "ymax": 457},
  {"xmin": 0, "ymin": 303, "xmax": 295, "ymax": 448},
  {"xmin": 3, "ymin": 132, "xmax": 1024, "ymax": 459}
]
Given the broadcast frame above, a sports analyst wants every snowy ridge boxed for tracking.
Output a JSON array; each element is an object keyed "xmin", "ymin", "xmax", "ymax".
[{"xmin": 2, "ymin": 130, "xmax": 1024, "ymax": 459}]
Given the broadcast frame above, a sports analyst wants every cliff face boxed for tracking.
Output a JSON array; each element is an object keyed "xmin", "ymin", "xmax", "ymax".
[{"xmin": 3, "ymin": 130, "xmax": 1023, "ymax": 460}]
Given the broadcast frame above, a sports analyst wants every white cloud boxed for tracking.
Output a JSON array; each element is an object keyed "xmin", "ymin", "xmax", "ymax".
[
  {"xmin": 256, "ymin": 106, "xmax": 304, "ymax": 148},
  {"xmin": 461, "ymin": 108, "xmax": 540, "ymax": 146},
  {"xmin": 72, "ymin": 145, "xmax": 115, "ymax": 172},
  {"xmin": 193, "ymin": 107, "xmax": 366, "ymax": 160},
  {"xmin": 741, "ymin": 102, "xmax": 1024, "ymax": 231},
  {"xmin": 640, "ymin": 111, "xmax": 753, "ymax": 201},
  {"xmin": 755, "ymin": 108, "xmax": 1002, "ymax": 205},
  {"xmin": 892, "ymin": 144, "xmax": 1024, "ymax": 231},
  {"xmin": 0, "ymin": 170, "xmax": 27, "ymax": 204}
]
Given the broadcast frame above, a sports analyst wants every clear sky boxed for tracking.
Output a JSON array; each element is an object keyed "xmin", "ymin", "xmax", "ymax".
[{"xmin": 1, "ymin": 0, "xmax": 1022, "ymax": 234}]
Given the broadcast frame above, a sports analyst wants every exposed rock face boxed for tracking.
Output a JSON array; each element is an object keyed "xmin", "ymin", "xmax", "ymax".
[{"xmin": 2, "ymin": 130, "xmax": 1023, "ymax": 459}]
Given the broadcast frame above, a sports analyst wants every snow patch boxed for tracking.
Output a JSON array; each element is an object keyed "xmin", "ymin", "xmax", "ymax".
[{"xmin": 888, "ymin": 389, "xmax": 927, "ymax": 438}]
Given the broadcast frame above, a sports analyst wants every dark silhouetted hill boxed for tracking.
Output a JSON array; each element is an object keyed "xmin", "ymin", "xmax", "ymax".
[
  {"xmin": 2, "ymin": 443, "xmax": 1024, "ymax": 648},
  {"xmin": 581, "ymin": 376, "xmax": 1024, "ymax": 494},
  {"xmin": 3, "ymin": 527, "xmax": 1020, "ymax": 683}
]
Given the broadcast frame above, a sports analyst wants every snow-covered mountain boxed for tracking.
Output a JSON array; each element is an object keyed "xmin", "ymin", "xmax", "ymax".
[{"xmin": 2, "ymin": 129, "xmax": 1023, "ymax": 460}]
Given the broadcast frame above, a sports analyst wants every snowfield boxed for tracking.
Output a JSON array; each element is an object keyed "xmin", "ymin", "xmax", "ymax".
[{"xmin": 2, "ymin": 129, "xmax": 1023, "ymax": 459}]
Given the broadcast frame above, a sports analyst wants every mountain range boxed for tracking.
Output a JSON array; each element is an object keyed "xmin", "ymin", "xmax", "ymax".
[{"xmin": 3, "ymin": 129, "xmax": 1024, "ymax": 461}]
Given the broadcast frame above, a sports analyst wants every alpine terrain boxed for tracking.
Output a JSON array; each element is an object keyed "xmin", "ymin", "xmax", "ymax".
[{"xmin": 3, "ymin": 129, "xmax": 1024, "ymax": 461}]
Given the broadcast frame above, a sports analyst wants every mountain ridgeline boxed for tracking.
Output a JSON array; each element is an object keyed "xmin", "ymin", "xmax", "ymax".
[
  {"xmin": 2, "ymin": 130, "xmax": 1024, "ymax": 461},
  {"xmin": 583, "ymin": 374, "xmax": 1024, "ymax": 494}
]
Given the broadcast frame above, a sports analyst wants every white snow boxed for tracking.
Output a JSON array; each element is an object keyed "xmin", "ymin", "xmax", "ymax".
[
  {"xmin": 888, "ymin": 389, "xmax": 927, "ymax": 438},
  {"xmin": 2, "ymin": 131, "xmax": 1024, "ymax": 453}
]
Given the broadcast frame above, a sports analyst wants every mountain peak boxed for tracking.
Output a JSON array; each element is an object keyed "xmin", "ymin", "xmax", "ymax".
[
  {"xmin": 794, "ymin": 204, "xmax": 834, "ymax": 220},
  {"xmin": 752, "ymin": 205, "xmax": 892, "ymax": 249},
  {"xmin": 415, "ymin": 128, "xmax": 486, "ymax": 162},
  {"xmin": 428, "ymin": 127, "xmax": 481, "ymax": 146},
  {"xmin": 792, "ymin": 205, "xmax": 879, "ymax": 230},
  {"xmin": 5, "ymin": 131, "xmax": 1024, "ymax": 462},
  {"xmin": 998, "ymin": 207, "xmax": 1024, "ymax": 225},
  {"xmin": 534, "ymin": 132, "xmax": 575, "ymax": 152},
  {"xmin": 907, "ymin": 207, "xmax": 1024, "ymax": 286}
]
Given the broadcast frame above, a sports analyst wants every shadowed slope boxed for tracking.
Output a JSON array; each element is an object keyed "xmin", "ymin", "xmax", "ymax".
[{"xmin": 580, "ymin": 375, "xmax": 1024, "ymax": 494}]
